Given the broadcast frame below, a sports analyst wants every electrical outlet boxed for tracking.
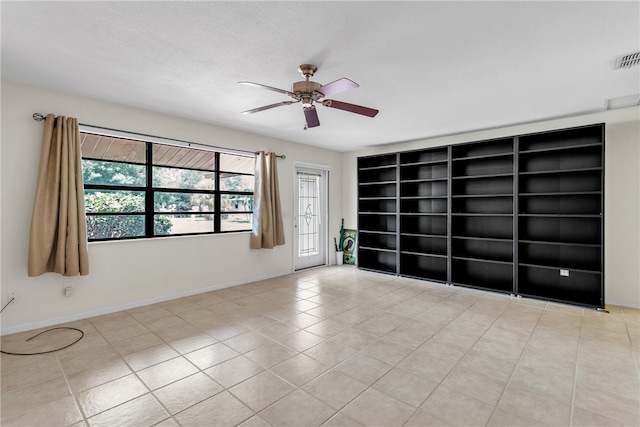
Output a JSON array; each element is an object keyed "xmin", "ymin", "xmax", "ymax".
[
  {"xmin": 64, "ymin": 286, "xmax": 74, "ymax": 297},
  {"xmin": 8, "ymin": 292, "xmax": 17, "ymax": 305}
]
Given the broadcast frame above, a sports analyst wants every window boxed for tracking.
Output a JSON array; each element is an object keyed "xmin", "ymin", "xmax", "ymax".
[{"xmin": 80, "ymin": 130, "xmax": 254, "ymax": 241}]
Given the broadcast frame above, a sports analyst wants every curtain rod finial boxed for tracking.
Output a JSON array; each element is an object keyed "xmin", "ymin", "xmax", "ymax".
[{"xmin": 33, "ymin": 113, "xmax": 46, "ymax": 121}]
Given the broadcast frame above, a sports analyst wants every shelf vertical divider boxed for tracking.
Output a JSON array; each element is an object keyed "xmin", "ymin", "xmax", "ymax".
[
  {"xmin": 600, "ymin": 126, "xmax": 606, "ymax": 309},
  {"xmin": 447, "ymin": 145, "xmax": 453, "ymax": 284},
  {"xmin": 513, "ymin": 136, "xmax": 519, "ymax": 296},
  {"xmin": 395, "ymin": 152, "xmax": 401, "ymax": 275}
]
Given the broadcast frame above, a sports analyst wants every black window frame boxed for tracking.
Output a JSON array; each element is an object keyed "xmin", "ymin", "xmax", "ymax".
[{"xmin": 81, "ymin": 131, "xmax": 254, "ymax": 242}]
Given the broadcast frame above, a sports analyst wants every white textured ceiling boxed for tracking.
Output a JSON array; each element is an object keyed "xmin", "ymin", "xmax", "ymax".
[{"xmin": 2, "ymin": 1, "xmax": 639, "ymax": 152}]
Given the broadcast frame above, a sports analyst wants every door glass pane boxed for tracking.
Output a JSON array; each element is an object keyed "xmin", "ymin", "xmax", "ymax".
[{"xmin": 298, "ymin": 174, "xmax": 320, "ymax": 257}]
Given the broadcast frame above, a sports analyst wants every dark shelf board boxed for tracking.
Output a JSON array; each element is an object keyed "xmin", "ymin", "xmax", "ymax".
[
  {"xmin": 518, "ymin": 239, "xmax": 601, "ymax": 248},
  {"xmin": 400, "ymin": 251, "xmax": 447, "ymax": 258},
  {"xmin": 519, "ymin": 167, "xmax": 602, "ymax": 176},
  {"xmin": 359, "ymin": 164, "xmax": 397, "ymax": 171},
  {"xmin": 359, "ymin": 196, "xmax": 397, "ymax": 200},
  {"xmin": 359, "ymin": 246, "xmax": 397, "ymax": 253},
  {"xmin": 515, "ymin": 292, "xmax": 603, "ymax": 310},
  {"xmin": 400, "ymin": 178, "xmax": 448, "ymax": 184},
  {"xmin": 452, "ymin": 194, "xmax": 513, "ymax": 198},
  {"xmin": 452, "ymin": 213, "xmax": 513, "ymax": 217},
  {"xmin": 400, "ymin": 212, "xmax": 448, "ymax": 216},
  {"xmin": 519, "ymin": 214, "xmax": 601, "ymax": 218},
  {"xmin": 359, "ymin": 180, "xmax": 397, "ymax": 186},
  {"xmin": 519, "ymin": 191, "xmax": 601, "ymax": 197},
  {"xmin": 452, "ymin": 172, "xmax": 514, "ymax": 180},
  {"xmin": 400, "ymin": 196, "xmax": 448, "ymax": 200},
  {"xmin": 452, "ymin": 236, "xmax": 513, "ymax": 243},
  {"xmin": 452, "ymin": 152, "xmax": 514, "ymax": 162},
  {"xmin": 519, "ymin": 142, "xmax": 602, "ymax": 155},
  {"xmin": 518, "ymin": 262, "xmax": 601, "ymax": 275},
  {"xmin": 400, "ymin": 160, "xmax": 448, "ymax": 167},
  {"xmin": 452, "ymin": 255, "xmax": 513, "ymax": 266},
  {"xmin": 400, "ymin": 232, "xmax": 447, "ymax": 238}
]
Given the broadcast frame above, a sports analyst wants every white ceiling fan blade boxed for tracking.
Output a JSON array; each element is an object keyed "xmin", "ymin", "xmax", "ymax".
[
  {"xmin": 242, "ymin": 101, "xmax": 297, "ymax": 114},
  {"xmin": 239, "ymin": 81, "xmax": 295, "ymax": 97},
  {"xmin": 316, "ymin": 78, "xmax": 359, "ymax": 96}
]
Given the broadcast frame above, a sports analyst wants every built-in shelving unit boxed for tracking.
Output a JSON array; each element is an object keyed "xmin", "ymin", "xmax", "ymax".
[
  {"xmin": 517, "ymin": 125, "xmax": 604, "ymax": 307},
  {"xmin": 356, "ymin": 124, "xmax": 604, "ymax": 308},
  {"xmin": 357, "ymin": 153, "xmax": 398, "ymax": 274},
  {"xmin": 450, "ymin": 138, "xmax": 515, "ymax": 292},
  {"xmin": 398, "ymin": 148, "xmax": 449, "ymax": 282}
]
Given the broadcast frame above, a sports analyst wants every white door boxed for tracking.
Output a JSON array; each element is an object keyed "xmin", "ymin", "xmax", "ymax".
[{"xmin": 294, "ymin": 166, "xmax": 328, "ymax": 270}]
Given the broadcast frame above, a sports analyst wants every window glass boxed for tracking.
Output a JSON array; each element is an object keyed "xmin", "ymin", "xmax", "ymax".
[
  {"xmin": 153, "ymin": 167, "xmax": 215, "ymax": 190},
  {"xmin": 154, "ymin": 192, "xmax": 215, "ymax": 213},
  {"xmin": 153, "ymin": 144, "xmax": 215, "ymax": 170},
  {"xmin": 221, "ymin": 213, "xmax": 253, "ymax": 232},
  {"xmin": 220, "ymin": 153, "xmax": 253, "ymax": 174},
  {"xmin": 84, "ymin": 190, "xmax": 145, "ymax": 213},
  {"xmin": 86, "ymin": 215, "xmax": 146, "ymax": 239},
  {"xmin": 220, "ymin": 173, "xmax": 253, "ymax": 192},
  {"xmin": 82, "ymin": 159, "xmax": 146, "ymax": 187},
  {"xmin": 221, "ymin": 194, "xmax": 253, "ymax": 212},
  {"xmin": 81, "ymin": 130, "xmax": 254, "ymax": 240},
  {"xmin": 81, "ymin": 134, "xmax": 146, "ymax": 163},
  {"xmin": 154, "ymin": 214, "xmax": 214, "ymax": 235}
]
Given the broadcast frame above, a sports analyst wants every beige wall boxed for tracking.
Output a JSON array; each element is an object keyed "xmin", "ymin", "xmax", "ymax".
[
  {"xmin": 0, "ymin": 80, "xmax": 344, "ymax": 334},
  {"xmin": 343, "ymin": 108, "xmax": 640, "ymax": 308},
  {"xmin": 2, "ymin": 79, "xmax": 637, "ymax": 335}
]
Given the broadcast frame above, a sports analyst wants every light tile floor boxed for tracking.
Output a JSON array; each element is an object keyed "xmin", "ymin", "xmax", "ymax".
[{"xmin": 1, "ymin": 266, "xmax": 639, "ymax": 426}]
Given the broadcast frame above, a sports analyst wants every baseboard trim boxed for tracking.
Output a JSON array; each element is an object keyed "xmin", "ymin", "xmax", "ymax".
[
  {"xmin": 606, "ymin": 299, "xmax": 640, "ymax": 310},
  {"xmin": 0, "ymin": 270, "xmax": 291, "ymax": 336}
]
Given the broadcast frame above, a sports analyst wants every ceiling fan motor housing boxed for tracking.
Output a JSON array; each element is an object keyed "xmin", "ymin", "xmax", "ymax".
[{"xmin": 293, "ymin": 80, "xmax": 323, "ymax": 106}]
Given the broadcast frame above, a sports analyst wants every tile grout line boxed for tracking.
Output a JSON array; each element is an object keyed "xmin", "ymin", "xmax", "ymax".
[
  {"xmin": 569, "ymin": 309, "xmax": 587, "ymax": 427},
  {"xmin": 54, "ymin": 334, "xmax": 90, "ymax": 426},
  {"xmin": 481, "ymin": 300, "xmax": 547, "ymax": 426}
]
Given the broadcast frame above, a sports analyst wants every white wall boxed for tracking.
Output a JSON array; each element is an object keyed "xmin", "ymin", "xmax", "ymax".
[
  {"xmin": 0, "ymin": 80, "xmax": 343, "ymax": 334},
  {"xmin": 343, "ymin": 108, "xmax": 640, "ymax": 308}
]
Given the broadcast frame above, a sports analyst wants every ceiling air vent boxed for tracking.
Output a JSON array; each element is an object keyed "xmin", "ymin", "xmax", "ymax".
[{"xmin": 615, "ymin": 51, "xmax": 640, "ymax": 69}]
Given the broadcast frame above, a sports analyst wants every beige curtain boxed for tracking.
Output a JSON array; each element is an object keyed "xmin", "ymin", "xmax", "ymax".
[
  {"xmin": 28, "ymin": 114, "xmax": 89, "ymax": 276},
  {"xmin": 250, "ymin": 151, "xmax": 285, "ymax": 249}
]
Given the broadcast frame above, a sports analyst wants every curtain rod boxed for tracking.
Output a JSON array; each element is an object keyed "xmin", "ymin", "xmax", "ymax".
[
  {"xmin": 32, "ymin": 113, "xmax": 286, "ymax": 159},
  {"xmin": 255, "ymin": 152, "xmax": 286, "ymax": 159}
]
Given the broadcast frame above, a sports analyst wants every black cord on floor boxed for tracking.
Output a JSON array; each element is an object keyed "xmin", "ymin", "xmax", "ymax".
[
  {"xmin": 0, "ymin": 297, "xmax": 15, "ymax": 314},
  {"xmin": 1, "ymin": 326, "xmax": 85, "ymax": 356}
]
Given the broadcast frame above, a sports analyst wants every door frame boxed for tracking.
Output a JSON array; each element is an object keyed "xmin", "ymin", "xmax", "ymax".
[{"xmin": 292, "ymin": 161, "xmax": 330, "ymax": 272}]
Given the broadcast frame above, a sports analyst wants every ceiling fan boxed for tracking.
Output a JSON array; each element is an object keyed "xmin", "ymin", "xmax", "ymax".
[{"xmin": 239, "ymin": 64, "xmax": 379, "ymax": 129}]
